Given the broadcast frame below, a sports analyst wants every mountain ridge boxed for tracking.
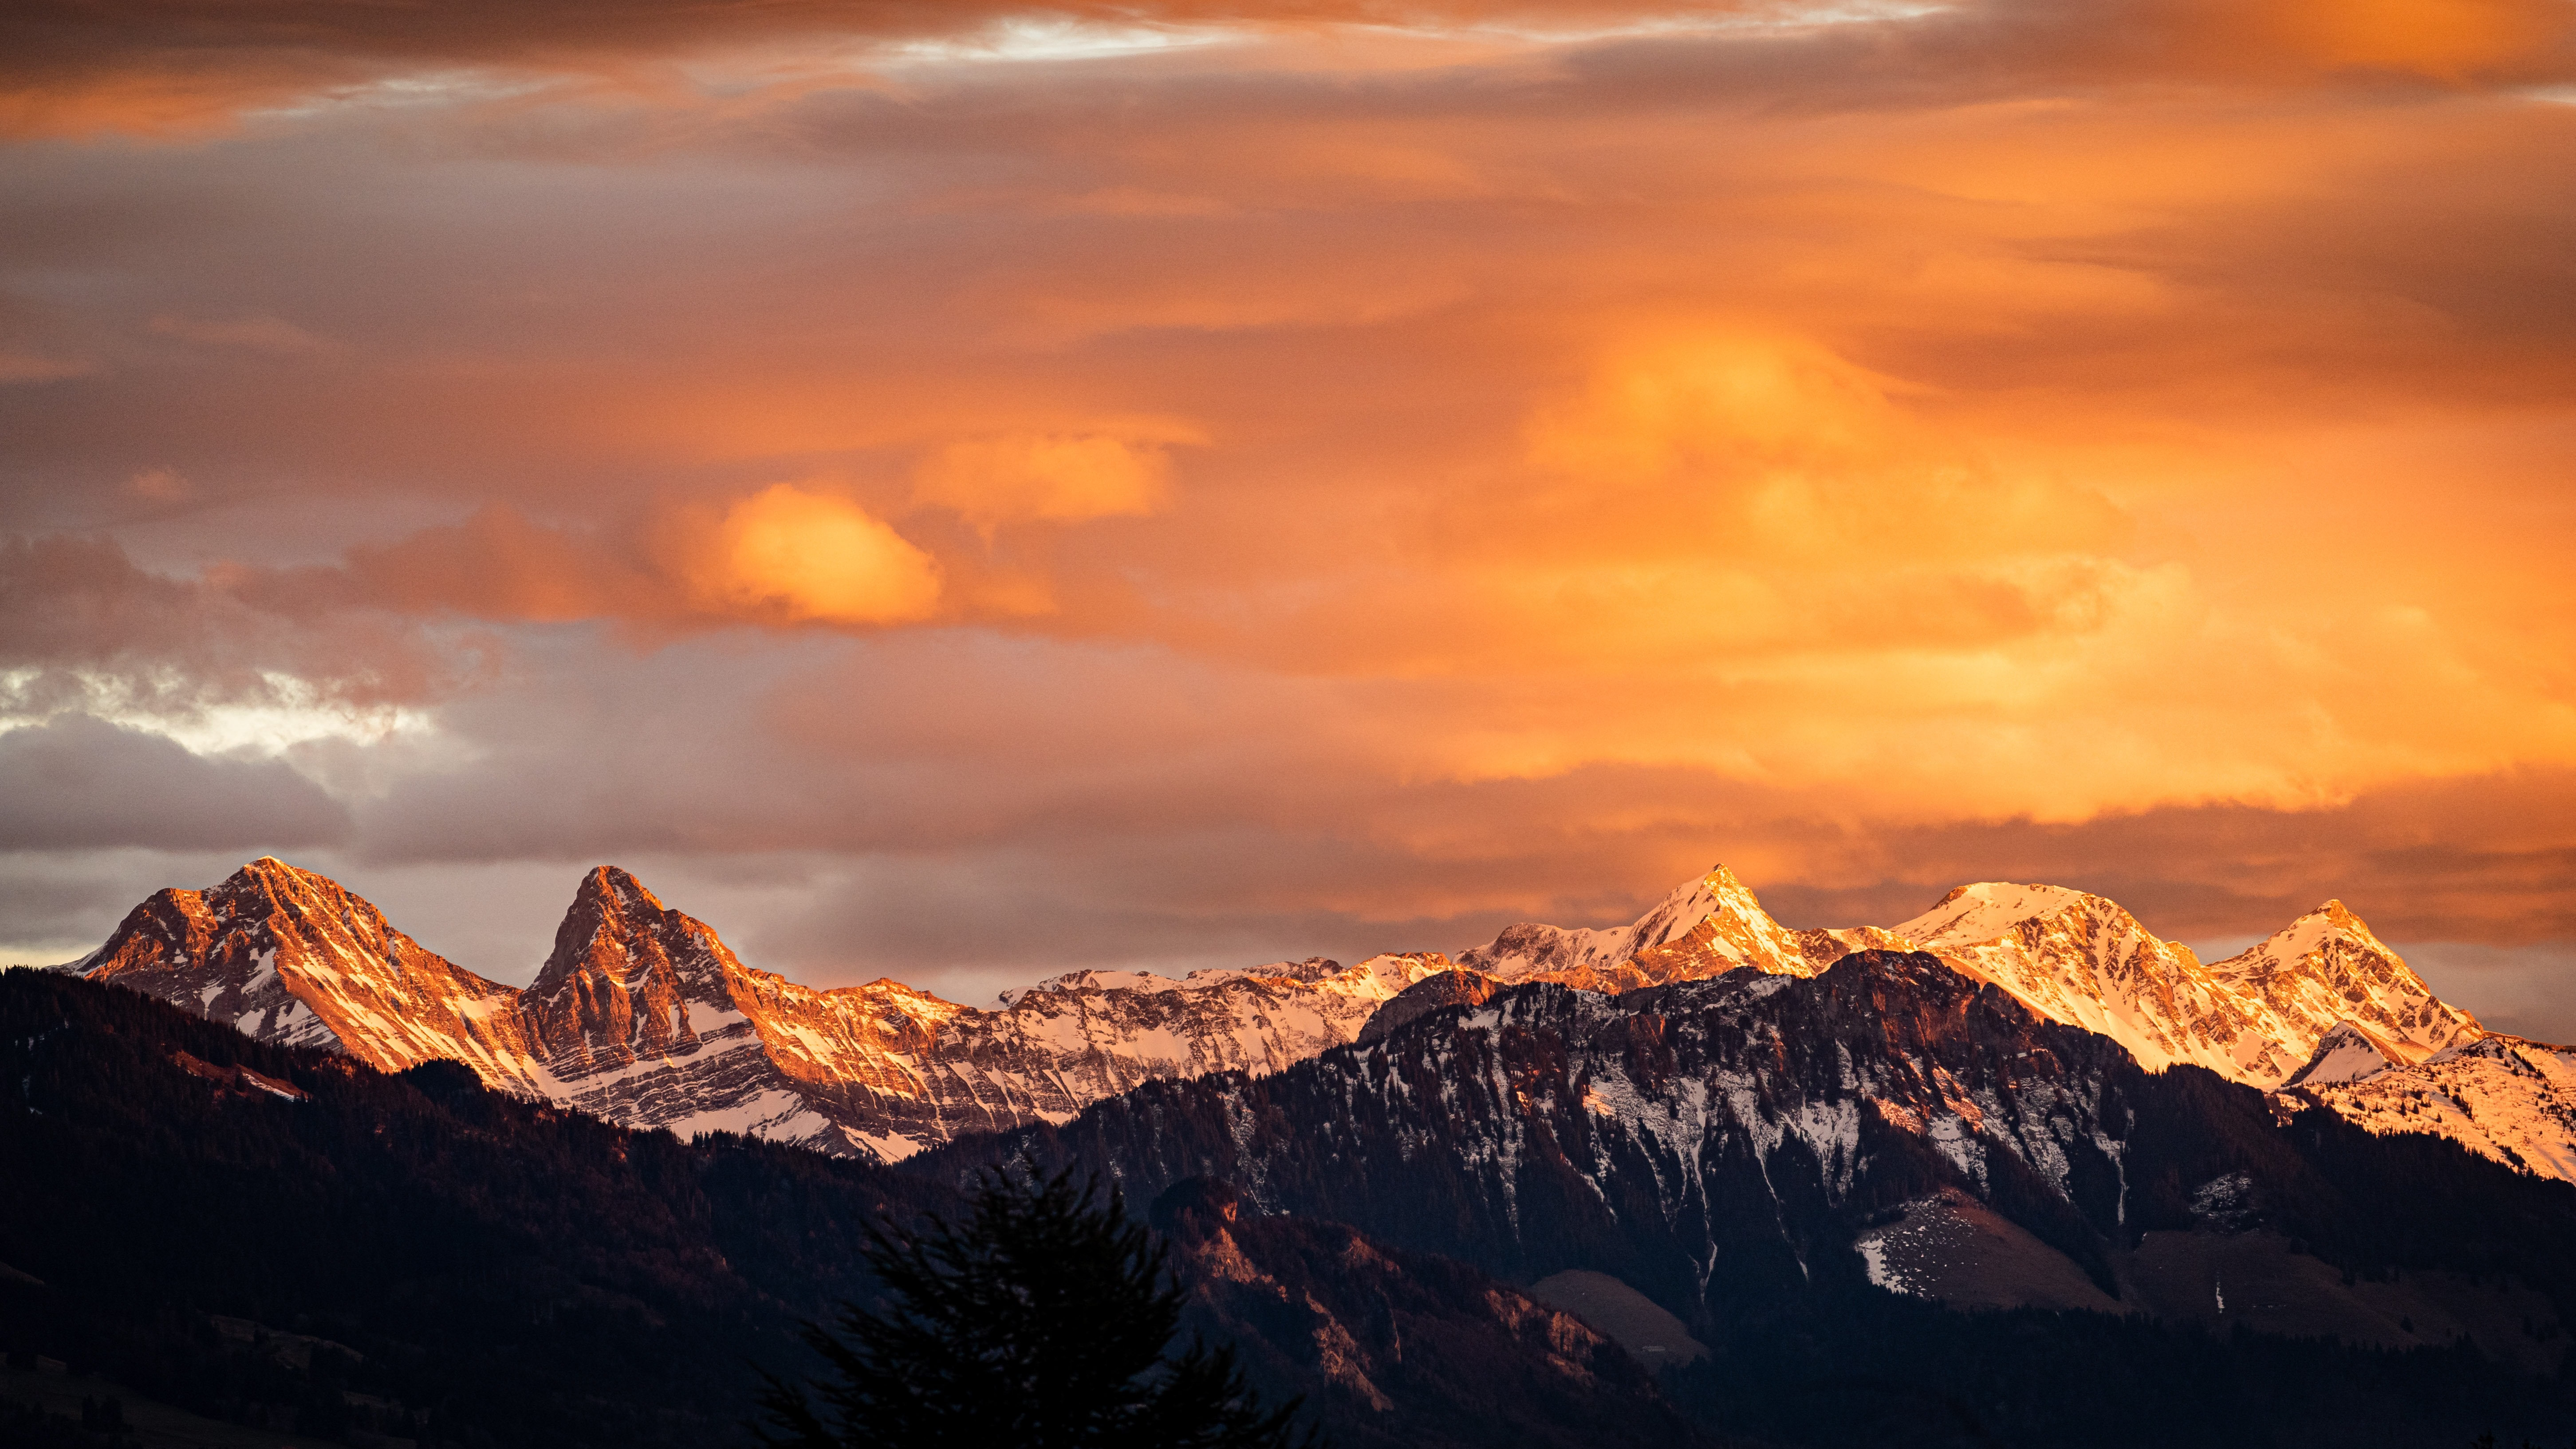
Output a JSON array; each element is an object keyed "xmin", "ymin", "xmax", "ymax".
[{"xmin": 67, "ymin": 854, "xmax": 2569, "ymax": 1181}]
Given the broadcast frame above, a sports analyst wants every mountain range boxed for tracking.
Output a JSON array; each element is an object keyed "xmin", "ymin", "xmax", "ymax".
[
  {"xmin": 26, "ymin": 856, "xmax": 2576, "ymax": 1446},
  {"xmin": 66, "ymin": 855, "xmax": 2572, "ymax": 1181}
]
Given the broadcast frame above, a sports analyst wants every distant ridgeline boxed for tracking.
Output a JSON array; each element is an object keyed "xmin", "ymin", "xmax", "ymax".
[
  {"xmin": 8, "ymin": 958, "xmax": 2576, "ymax": 1446},
  {"xmin": 65, "ymin": 858, "xmax": 2576, "ymax": 1182}
]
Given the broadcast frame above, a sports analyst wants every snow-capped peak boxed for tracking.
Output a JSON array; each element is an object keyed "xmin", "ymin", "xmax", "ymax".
[
  {"xmin": 2205, "ymin": 899, "xmax": 2478, "ymax": 1069},
  {"xmin": 1627, "ymin": 864, "xmax": 1760, "ymax": 951},
  {"xmin": 1892, "ymin": 882, "xmax": 2093, "ymax": 949}
]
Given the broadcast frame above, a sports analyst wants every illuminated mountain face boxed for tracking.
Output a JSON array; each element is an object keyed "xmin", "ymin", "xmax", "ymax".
[
  {"xmin": 77, "ymin": 857, "xmax": 1445, "ymax": 1160},
  {"xmin": 74, "ymin": 857, "xmax": 2552, "ymax": 1179}
]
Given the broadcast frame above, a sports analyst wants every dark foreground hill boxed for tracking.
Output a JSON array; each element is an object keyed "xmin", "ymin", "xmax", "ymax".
[
  {"xmin": 0, "ymin": 971, "xmax": 1709, "ymax": 1449},
  {"xmin": 914, "ymin": 952, "xmax": 2576, "ymax": 1448}
]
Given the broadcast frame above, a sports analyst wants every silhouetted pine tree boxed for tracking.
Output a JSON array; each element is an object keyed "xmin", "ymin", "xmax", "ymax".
[{"xmin": 758, "ymin": 1161, "xmax": 1310, "ymax": 1449}]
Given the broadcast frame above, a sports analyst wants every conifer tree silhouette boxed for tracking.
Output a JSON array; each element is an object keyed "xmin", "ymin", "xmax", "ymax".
[{"xmin": 758, "ymin": 1160, "xmax": 1311, "ymax": 1449}]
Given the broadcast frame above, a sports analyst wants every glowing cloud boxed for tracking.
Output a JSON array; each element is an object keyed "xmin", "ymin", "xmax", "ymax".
[
  {"xmin": 1523, "ymin": 331, "xmax": 2128, "ymax": 566},
  {"xmin": 687, "ymin": 484, "xmax": 942, "ymax": 626}
]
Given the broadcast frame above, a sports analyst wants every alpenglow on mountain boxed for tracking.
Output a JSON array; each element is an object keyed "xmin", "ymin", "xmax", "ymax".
[{"xmin": 67, "ymin": 855, "xmax": 2576, "ymax": 1178}]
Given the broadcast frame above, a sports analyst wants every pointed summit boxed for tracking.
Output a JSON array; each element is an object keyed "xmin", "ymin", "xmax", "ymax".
[
  {"xmin": 522, "ymin": 865, "xmax": 747, "ymax": 1082},
  {"xmin": 1458, "ymin": 864, "xmax": 1894, "ymax": 989},
  {"xmin": 2206, "ymin": 899, "xmax": 2478, "ymax": 1069},
  {"xmin": 79, "ymin": 858, "xmax": 539, "ymax": 1091},
  {"xmin": 535, "ymin": 866, "xmax": 690, "ymax": 990}
]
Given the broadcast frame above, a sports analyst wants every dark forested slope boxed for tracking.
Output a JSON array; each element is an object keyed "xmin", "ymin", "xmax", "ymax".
[
  {"xmin": 0, "ymin": 970, "xmax": 952, "ymax": 1448},
  {"xmin": 913, "ymin": 953, "xmax": 2576, "ymax": 1448},
  {"xmin": 0, "ymin": 971, "xmax": 1707, "ymax": 1449}
]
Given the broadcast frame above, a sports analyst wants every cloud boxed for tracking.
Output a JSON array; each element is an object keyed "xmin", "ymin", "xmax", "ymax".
[
  {"xmin": 148, "ymin": 313, "xmax": 339, "ymax": 355},
  {"xmin": 125, "ymin": 466, "xmax": 191, "ymax": 501},
  {"xmin": 1519, "ymin": 328, "xmax": 2132, "ymax": 566},
  {"xmin": 682, "ymin": 484, "xmax": 944, "ymax": 624},
  {"xmin": 914, "ymin": 433, "xmax": 1170, "ymax": 535},
  {"xmin": 0, "ymin": 533, "xmax": 474, "ymax": 715},
  {"xmin": 0, "ymin": 713, "xmax": 351, "ymax": 850},
  {"xmin": 0, "ymin": 0, "xmax": 2564, "ymax": 143},
  {"xmin": 0, "ymin": 0, "xmax": 2568, "ymax": 1004},
  {"xmin": 0, "ymin": 350, "xmax": 96, "ymax": 383}
]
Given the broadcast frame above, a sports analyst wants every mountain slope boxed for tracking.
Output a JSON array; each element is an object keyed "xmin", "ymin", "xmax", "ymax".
[
  {"xmin": 1455, "ymin": 873, "xmax": 2535, "ymax": 1177},
  {"xmin": 926, "ymin": 951, "xmax": 2148, "ymax": 1306},
  {"xmin": 2205, "ymin": 899, "xmax": 2483, "ymax": 1067},
  {"xmin": 2282, "ymin": 1034, "xmax": 2576, "ymax": 1181},
  {"xmin": 1889, "ymin": 883, "xmax": 2297, "ymax": 1083},
  {"xmin": 1152, "ymin": 1177, "xmax": 1713, "ymax": 1449}
]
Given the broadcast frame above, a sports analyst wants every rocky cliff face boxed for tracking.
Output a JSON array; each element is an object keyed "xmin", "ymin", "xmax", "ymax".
[{"xmin": 78, "ymin": 857, "xmax": 545, "ymax": 1093}]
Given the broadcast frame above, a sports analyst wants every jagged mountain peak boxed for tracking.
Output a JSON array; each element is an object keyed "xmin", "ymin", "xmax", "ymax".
[
  {"xmin": 1634, "ymin": 863, "xmax": 1762, "ymax": 944},
  {"xmin": 2206, "ymin": 895, "xmax": 2478, "ymax": 1068},
  {"xmin": 80, "ymin": 856, "xmax": 540, "ymax": 1091},
  {"xmin": 211, "ymin": 854, "xmax": 374, "ymax": 920},
  {"xmin": 235, "ymin": 853, "xmax": 315, "ymax": 882},
  {"xmin": 576, "ymin": 862, "xmax": 664, "ymax": 910},
  {"xmin": 1457, "ymin": 864, "xmax": 1906, "ymax": 992},
  {"xmin": 517, "ymin": 865, "xmax": 753, "ymax": 1091},
  {"xmin": 75, "ymin": 854, "xmax": 2560, "ymax": 1181},
  {"xmin": 532, "ymin": 864, "xmax": 733, "ymax": 1003}
]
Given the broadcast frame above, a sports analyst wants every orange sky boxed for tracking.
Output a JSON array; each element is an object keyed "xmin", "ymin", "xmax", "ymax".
[{"xmin": 2, "ymin": 0, "xmax": 2572, "ymax": 1029}]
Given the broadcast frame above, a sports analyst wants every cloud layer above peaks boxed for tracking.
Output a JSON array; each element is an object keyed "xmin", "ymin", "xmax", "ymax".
[{"xmin": 1, "ymin": 0, "xmax": 2571, "ymax": 1024}]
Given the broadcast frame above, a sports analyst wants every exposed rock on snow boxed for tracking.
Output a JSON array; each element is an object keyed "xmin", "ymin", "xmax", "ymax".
[
  {"xmin": 75, "ymin": 855, "xmax": 2563, "ymax": 1183},
  {"xmin": 2281, "ymin": 1022, "xmax": 2400, "ymax": 1089},
  {"xmin": 2205, "ymin": 901, "xmax": 2482, "ymax": 1070},
  {"xmin": 79, "ymin": 857, "xmax": 547, "ymax": 1094}
]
